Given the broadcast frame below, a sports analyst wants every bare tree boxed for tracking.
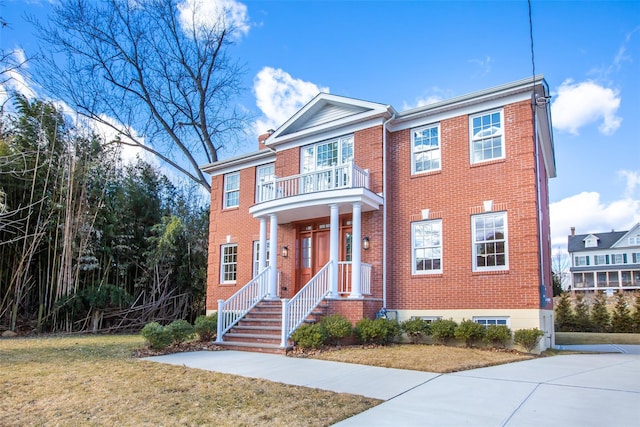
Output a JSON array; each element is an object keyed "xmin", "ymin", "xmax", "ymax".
[
  {"xmin": 551, "ymin": 249, "xmax": 570, "ymax": 295},
  {"xmin": 32, "ymin": 0, "xmax": 248, "ymax": 191}
]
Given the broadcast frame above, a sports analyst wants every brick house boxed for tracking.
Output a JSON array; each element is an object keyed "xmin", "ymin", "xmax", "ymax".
[{"xmin": 202, "ymin": 76, "xmax": 556, "ymax": 352}]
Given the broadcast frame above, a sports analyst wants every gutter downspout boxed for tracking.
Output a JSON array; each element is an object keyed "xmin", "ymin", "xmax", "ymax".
[{"xmin": 382, "ymin": 111, "xmax": 395, "ymax": 308}]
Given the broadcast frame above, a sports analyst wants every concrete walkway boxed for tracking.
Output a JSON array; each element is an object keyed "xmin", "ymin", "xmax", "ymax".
[{"xmin": 144, "ymin": 349, "xmax": 640, "ymax": 426}]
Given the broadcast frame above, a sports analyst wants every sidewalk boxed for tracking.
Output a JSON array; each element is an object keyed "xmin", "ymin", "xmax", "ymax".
[{"xmin": 144, "ymin": 349, "xmax": 640, "ymax": 426}]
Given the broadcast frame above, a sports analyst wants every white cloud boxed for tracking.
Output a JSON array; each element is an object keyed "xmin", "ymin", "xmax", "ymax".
[
  {"xmin": 252, "ymin": 67, "xmax": 328, "ymax": 134},
  {"xmin": 0, "ymin": 49, "xmax": 37, "ymax": 105},
  {"xmin": 551, "ymin": 79, "xmax": 622, "ymax": 136},
  {"xmin": 177, "ymin": 0, "xmax": 250, "ymax": 39},
  {"xmin": 402, "ymin": 95, "xmax": 443, "ymax": 111},
  {"xmin": 550, "ymin": 191, "xmax": 640, "ymax": 251},
  {"xmin": 619, "ymin": 170, "xmax": 640, "ymax": 199},
  {"xmin": 468, "ymin": 56, "xmax": 493, "ymax": 78}
]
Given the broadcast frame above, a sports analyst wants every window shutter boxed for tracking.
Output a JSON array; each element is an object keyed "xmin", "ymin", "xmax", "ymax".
[
  {"xmin": 586, "ymin": 256, "xmax": 590, "ymax": 266},
  {"xmin": 606, "ymin": 255, "xmax": 610, "ymax": 264},
  {"xmin": 623, "ymin": 253, "xmax": 627, "ymax": 264}
]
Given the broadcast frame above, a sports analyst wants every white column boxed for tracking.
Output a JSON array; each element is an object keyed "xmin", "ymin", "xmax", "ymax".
[
  {"xmin": 350, "ymin": 202, "xmax": 363, "ymax": 298},
  {"xmin": 268, "ymin": 213, "xmax": 278, "ymax": 299},
  {"xmin": 258, "ymin": 217, "xmax": 267, "ymax": 273},
  {"xmin": 329, "ymin": 204, "xmax": 340, "ymax": 297}
]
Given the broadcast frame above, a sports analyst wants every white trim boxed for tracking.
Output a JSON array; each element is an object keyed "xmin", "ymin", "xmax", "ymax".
[
  {"xmin": 223, "ymin": 172, "xmax": 240, "ymax": 209},
  {"xmin": 220, "ymin": 243, "xmax": 238, "ymax": 284},
  {"xmin": 411, "ymin": 123, "xmax": 441, "ymax": 175},
  {"xmin": 472, "ymin": 211, "xmax": 509, "ymax": 272},
  {"xmin": 469, "ymin": 109, "xmax": 505, "ymax": 164},
  {"xmin": 411, "ymin": 219, "xmax": 443, "ymax": 275},
  {"xmin": 201, "ymin": 150, "xmax": 275, "ymax": 176}
]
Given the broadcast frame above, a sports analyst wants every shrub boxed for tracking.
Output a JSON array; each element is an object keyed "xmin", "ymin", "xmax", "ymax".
[
  {"xmin": 194, "ymin": 313, "xmax": 217, "ymax": 342},
  {"xmin": 320, "ymin": 315, "xmax": 352, "ymax": 345},
  {"xmin": 573, "ymin": 293, "xmax": 593, "ymax": 332},
  {"xmin": 166, "ymin": 319, "xmax": 195, "ymax": 344},
  {"xmin": 141, "ymin": 322, "xmax": 172, "ymax": 350},
  {"xmin": 591, "ymin": 292, "xmax": 610, "ymax": 332},
  {"xmin": 611, "ymin": 292, "xmax": 633, "ymax": 333},
  {"xmin": 429, "ymin": 319, "xmax": 457, "ymax": 344},
  {"xmin": 354, "ymin": 318, "xmax": 400, "ymax": 345},
  {"xmin": 485, "ymin": 324, "xmax": 512, "ymax": 348},
  {"xmin": 454, "ymin": 319, "xmax": 486, "ymax": 347},
  {"xmin": 513, "ymin": 328, "xmax": 544, "ymax": 352},
  {"xmin": 400, "ymin": 318, "xmax": 431, "ymax": 344},
  {"xmin": 291, "ymin": 323, "xmax": 327, "ymax": 349},
  {"xmin": 632, "ymin": 293, "xmax": 640, "ymax": 333},
  {"xmin": 554, "ymin": 293, "xmax": 575, "ymax": 332}
]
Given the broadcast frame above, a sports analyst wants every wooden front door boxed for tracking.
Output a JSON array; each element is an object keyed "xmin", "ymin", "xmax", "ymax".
[{"xmin": 295, "ymin": 220, "xmax": 352, "ymax": 294}]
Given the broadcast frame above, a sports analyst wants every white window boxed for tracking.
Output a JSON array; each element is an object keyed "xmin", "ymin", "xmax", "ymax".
[
  {"xmin": 594, "ymin": 255, "xmax": 607, "ymax": 265},
  {"xmin": 473, "ymin": 212, "xmax": 508, "ymax": 271},
  {"xmin": 255, "ymin": 163, "xmax": 275, "ymax": 202},
  {"xmin": 574, "ymin": 256, "xmax": 588, "ymax": 266},
  {"xmin": 633, "ymin": 253, "xmax": 640, "ymax": 263},
  {"xmin": 473, "ymin": 317, "xmax": 509, "ymax": 328},
  {"xmin": 611, "ymin": 254, "xmax": 625, "ymax": 264},
  {"xmin": 223, "ymin": 172, "xmax": 240, "ymax": 208},
  {"xmin": 585, "ymin": 236, "xmax": 598, "ymax": 248},
  {"xmin": 629, "ymin": 235, "xmax": 640, "ymax": 246},
  {"xmin": 301, "ymin": 135, "xmax": 354, "ymax": 173},
  {"xmin": 412, "ymin": 124, "xmax": 441, "ymax": 174},
  {"xmin": 252, "ymin": 240, "xmax": 270, "ymax": 277},
  {"xmin": 470, "ymin": 110, "xmax": 504, "ymax": 163},
  {"xmin": 220, "ymin": 244, "xmax": 238, "ymax": 283},
  {"xmin": 412, "ymin": 219, "xmax": 442, "ymax": 274}
]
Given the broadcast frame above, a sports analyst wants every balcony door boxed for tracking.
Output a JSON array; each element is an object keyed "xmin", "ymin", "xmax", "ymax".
[{"xmin": 295, "ymin": 219, "xmax": 352, "ymax": 294}]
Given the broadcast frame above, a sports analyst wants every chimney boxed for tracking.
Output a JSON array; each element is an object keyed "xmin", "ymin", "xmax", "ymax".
[
  {"xmin": 570, "ymin": 227, "xmax": 575, "ymax": 237},
  {"xmin": 258, "ymin": 129, "xmax": 275, "ymax": 150}
]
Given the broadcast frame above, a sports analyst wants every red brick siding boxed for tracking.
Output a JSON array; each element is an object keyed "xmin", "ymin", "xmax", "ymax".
[{"xmin": 386, "ymin": 100, "xmax": 543, "ymax": 310}]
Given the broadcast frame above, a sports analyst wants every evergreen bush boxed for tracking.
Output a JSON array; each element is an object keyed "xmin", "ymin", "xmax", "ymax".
[
  {"xmin": 485, "ymin": 324, "xmax": 512, "ymax": 348},
  {"xmin": 320, "ymin": 314, "xmax": 353, "ymax": 345},
  {"xmin": 290, "ymin": 323, "xmax": 327, "ymax": 349},
  {"xmin": 400, "ymin": 318, "xmax": 431, "ymax": 344},
  {"xmin": 430, "ymin": 319, "xmax": 457, "ymax": 344},
  {"xmin": 194, "ymin": 313, "xmax": 218, "ymax": 342},
  {"xmin": 632, "ymin": 293, "xmax": 640, "ymax": 333},
  {"xmin": 554, "ymin": 293, "xmax": 575, "ymax": 331},
  {"xmin": 591, "ymin": 292, "xmax": 611, "ymax": 333},
  {"xmin": 611, "ymin": 292, "xmax": 633, "ymax": 333},
  {"xmin": 513, "ymin": 328, "xmax": 544, "ymax": 352},
  {"xmin": 141, "ymin": 322, "xmax": 172, "ymax": 350},
  {"xmin": 454, "ymin": 319, "xmax": 486, "ymax": 347},
  {"xmin": 354, "ymin": 318, "xmax": 401, "ymax": 345},
  {"xmin": 573, "ymin": 293, "xmax": 593, "ymax": 332},
  {"xmin": 166, "ymin": 319, "xmax": 195, "ymax": 344}
]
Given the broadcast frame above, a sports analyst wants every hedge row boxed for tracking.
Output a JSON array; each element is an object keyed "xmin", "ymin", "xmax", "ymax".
[
  {"xmin": 555, "ymin": 292, "xmax": 640, "ymax": 333},
  {"xmin": 141, "ymin": 313, "xmax": 217, "ymax": 350}
]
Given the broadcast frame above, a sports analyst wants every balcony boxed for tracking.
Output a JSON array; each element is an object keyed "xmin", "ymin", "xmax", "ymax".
[{"xmin": 250, "ymin": 162, "xmax": 383, "ymax": 223}]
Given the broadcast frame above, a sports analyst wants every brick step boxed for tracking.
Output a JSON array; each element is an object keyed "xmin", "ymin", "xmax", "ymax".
[
  {"xmin": 230, "ymin": 325, "xmax": 281, "ymax": 335},
  {"xmin": 223, "ymin": 333, "xmax": 281, "ymax": 345},
  {"xmin": 237, "ymin": 318, "xmax": 280, "ymax": 328},
  {"xmin": 217, "ymin": 341, "xmax": 289, "ymax": 355},
  {"xmin": 245, "ymin": 312, "xmax": 281, "ymax": 319}
]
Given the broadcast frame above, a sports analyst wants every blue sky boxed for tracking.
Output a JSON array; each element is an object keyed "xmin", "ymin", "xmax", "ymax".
[{"xmin": 2, "ymin": 0, "xmax": 639, "ymax": 253}]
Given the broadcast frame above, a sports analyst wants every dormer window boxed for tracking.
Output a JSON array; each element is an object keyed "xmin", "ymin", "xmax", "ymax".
[{"xmin": 584, "ymin": 235, "xmax": 598, "ymax": 248}]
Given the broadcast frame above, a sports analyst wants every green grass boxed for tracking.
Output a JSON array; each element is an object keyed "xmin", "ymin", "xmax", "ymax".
[{"xmin": 555, "ymin": 332, "xmax": 640, "ymax": 345}]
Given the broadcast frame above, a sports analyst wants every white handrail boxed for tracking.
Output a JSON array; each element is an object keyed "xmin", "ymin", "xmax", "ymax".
[
  {"xmin": 216, "ymin": 266, "xmax": 271, "ymax": 343},
  {"xmin": 280, "ymin": 262, "xmax": 332, "ymax": 347},
  {"xmin": 337, "ymin": 261, "xmax": 372, "ymax": 295},
  {"xmin": 257, "ymin": 162, "xmax": 369, "ymax": 203}
]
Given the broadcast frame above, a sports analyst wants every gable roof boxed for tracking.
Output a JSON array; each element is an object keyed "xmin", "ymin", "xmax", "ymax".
[
  {"xmin": 612, "ymin": 223, "xmax": 640, "ymax": 247},
  {"xmin": 568, "ymin": 230, "xmax": 627, "ymax": 252},
  {"xmin": 265, "ymin": 93, "xmax": 393, "ymax": 147}
]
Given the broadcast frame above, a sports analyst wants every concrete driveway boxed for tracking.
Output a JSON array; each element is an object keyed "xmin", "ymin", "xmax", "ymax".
[{"xmin": 145, "ymin": 349, "xmax": 640, "ymax": 426}]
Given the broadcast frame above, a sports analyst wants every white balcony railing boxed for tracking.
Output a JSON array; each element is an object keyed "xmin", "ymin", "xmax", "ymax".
[
  {"xmin": 257, "ymin": 162, "xmax": 369, "ymax": 203},
  {"xmin": 337, "ymin": 262, "xmax": 372, "ymax": 295}
]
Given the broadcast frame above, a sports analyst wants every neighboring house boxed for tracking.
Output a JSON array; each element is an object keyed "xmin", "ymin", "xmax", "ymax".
[
  {"xmin": 202, "ymin": 76, "xmax": 556, "ymax": 352},
  {"xmin": 568, "ymin": 224, "xmax": 640, "ymax": 293}
]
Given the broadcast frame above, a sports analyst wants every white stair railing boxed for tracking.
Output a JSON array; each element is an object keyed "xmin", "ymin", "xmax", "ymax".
[
  {"xmin": 337, "ymin": 261, "xmax": 372, "ymax": 295},
  {"xmin": 280, "ymin": 262, "xmax": 332, "ymax": 347},
  {"xmin": 216, "ymin": 266, "xmax": 271, "ymax": 343}
]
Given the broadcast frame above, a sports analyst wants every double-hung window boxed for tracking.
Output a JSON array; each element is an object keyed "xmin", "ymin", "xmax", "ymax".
[
  {"xmin": 255, "ymin": 164, "xmax": 275, "ymax": 202},
  {"xmin": 412, "ymin": 219, "xmax": 442, "ymax": 274},
  {"xmin": 412, "ymin": 124, "xmax": 441, "ymax": 174},
  {"xmin": 594, "ymin": 255, "xmax": 607, "ymax": 265},
  {"xmin": 472, "ymin": 212, "xmax": 508, "ymax": 271},
  {"xmin": 223, "ymin": 172, "xmax": 240, "ymax": 208},
  {"xmin": 470, "ymin": 110, "xmax": 504, "ymax": 163},
  {"xmin": 574, "ymin": 256, "xmax": 589, "ymax": 266},
  {"xmin": 220, "ymin": 244, "xmax": 238, "ymax": 283}
]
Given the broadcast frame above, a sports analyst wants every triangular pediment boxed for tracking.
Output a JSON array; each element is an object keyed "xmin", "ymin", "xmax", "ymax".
[
  {"xmin": 266, "ymin": 93, "xmax": 391, "ymax": 146},
  {"xmin": 612, "ymin": 223, "xmax": 640, "ymax": 248}
]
